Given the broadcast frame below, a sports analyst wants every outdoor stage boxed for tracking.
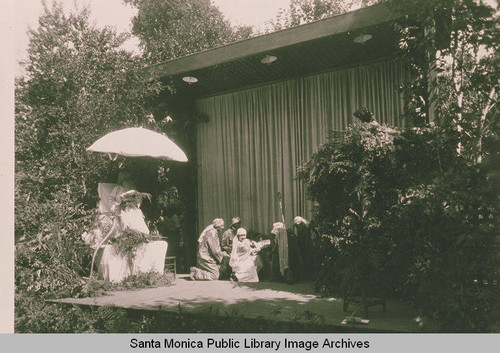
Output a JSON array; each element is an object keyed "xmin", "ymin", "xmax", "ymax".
[{"xmin": 51, "ymin": 275, "xmax": 420, "ymax": 332}]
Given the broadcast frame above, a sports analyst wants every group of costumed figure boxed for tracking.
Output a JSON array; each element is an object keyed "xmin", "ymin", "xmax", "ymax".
[
  {"xmin": 81, "ymin": 170, "xmax": 317, "ymax": 284},
  {"xmin": 189, "ymin": 216, "xmax": 316, "ymax": 283}
]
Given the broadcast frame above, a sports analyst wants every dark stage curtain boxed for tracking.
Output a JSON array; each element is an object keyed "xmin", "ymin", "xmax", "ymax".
[{"xmin": 195, "ymin": 59, "xmax": 407, "ymax": 234}]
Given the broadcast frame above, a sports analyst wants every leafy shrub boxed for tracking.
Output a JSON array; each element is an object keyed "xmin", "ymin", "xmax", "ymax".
[
  {"xmin": 300, "ymin": 121, "xmax": 401, "ymax": 299},
  {"xmin": 389, "ymin": 160, "xmax": 499, "ymax": 331},
  {"xmin": 15, "ymin": 191, "xmax": 95, "ymax": 299},
  {"xmin": 300, "ymin": 120, "xmax": 499, "ymax": 331}
]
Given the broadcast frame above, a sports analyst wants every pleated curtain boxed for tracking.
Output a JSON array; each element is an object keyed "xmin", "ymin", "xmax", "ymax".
[{"xmin": 195, "ymin": 59, "xmax": 407, "ymax": 234}]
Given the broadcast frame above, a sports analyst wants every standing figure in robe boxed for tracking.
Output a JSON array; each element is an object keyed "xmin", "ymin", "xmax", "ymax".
[
  {"xmin": 293, "ymin": 216, "xmax": 315, "ymax": 281},
  {"xmin": 271, "ymin": 222, "xmax": 289, "ymax": 279},
  {"xmin": 219, "ymin": 217, "xmax": 241, "ymax": 279},
  {"xmin": 189, "ymin": 218, "xmax": 228, "ymax": 280},
  {"xmin": 220, "ymin": 217, "xmax": 241, "ymax": 253}
]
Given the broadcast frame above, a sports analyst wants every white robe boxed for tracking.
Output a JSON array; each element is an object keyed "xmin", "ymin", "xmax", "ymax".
[
  {"xmin": 229, "ymin": 238, "xmax": 260, "ymax": 282},
  {"xmin": 82, "ymin": 183, "xmax": 149, "ymax": 248}
]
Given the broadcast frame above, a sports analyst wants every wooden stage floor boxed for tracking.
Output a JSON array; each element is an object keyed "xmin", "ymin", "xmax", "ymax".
[{"xmin": 51, "ymin": 275, "xmax": 419, "ymax": 332}]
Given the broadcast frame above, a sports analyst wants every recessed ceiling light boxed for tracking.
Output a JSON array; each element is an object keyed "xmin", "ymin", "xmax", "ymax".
[
  {"xmin": 261, "ymin": 55, "xmax": 278, "ymax": 64},
  {"xmin": 182, "ymin": 76, "xmax": 198, "ymax": 83},
  {"xmin": 353, "ymin": 34, "xmax": 372, "ymax": 44}
]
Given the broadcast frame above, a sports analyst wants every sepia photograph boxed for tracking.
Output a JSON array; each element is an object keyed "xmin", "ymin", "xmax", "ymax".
[{"xmin": 7, "ymin": 0, "xmax": 500, "ymax": 337}]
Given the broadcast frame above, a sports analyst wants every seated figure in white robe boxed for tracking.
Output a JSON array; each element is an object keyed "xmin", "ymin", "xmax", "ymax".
[
  {"xmin": 229, "ymin": 228, "xmax": 262, "ymax": 283},
  {"xmin": 82, "ymin": 171, "xmax": 149, "ymax": 248}
]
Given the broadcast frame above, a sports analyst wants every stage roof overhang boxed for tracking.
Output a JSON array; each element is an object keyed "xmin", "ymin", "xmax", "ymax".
[{"xmin": 143, "ymin": 3, "xmax": 404, "ymax": 98}]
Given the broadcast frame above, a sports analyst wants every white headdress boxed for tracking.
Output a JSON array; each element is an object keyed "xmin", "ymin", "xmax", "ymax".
[
  {"xmin": 271, "ymin": 222, "xmax": 285, "ymax": 235},
  {"xmin": 293, "ymin": 216, "xmax": 309, "ymax": 226}
]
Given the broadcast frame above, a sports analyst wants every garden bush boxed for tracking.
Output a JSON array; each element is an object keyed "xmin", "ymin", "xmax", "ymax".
[
  {"xmin": 301, "ymin": 121, "xmax": 402, "ymax": 299},
  {"xmin": 300, "ymin": 119, "xmax": 499, "ymax": 332},
  {"xmin": 15, "ymin": 191, "xmax": 95, "ymax": 299}
]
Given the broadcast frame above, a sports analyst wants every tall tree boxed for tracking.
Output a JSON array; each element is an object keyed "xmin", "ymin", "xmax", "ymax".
[
  {"xmin": 15, "ymin": 1, "xmax": 160, "ymax": 239},
  {"xmin": 125, "ymin": 0, "xmax": 253, "ymax": 63},
  {"xmin": 268, "ymin": 0, "xmax": 378, "ymax": 31}
]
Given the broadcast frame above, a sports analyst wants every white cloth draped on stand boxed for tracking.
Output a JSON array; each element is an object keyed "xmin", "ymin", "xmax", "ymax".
[
  {"xmin": 83, "ymin": 183, "xmax": 167, "ymax": 283},
  {"xmin": 97, "ymin": 241, "xmax": 168, "ymax": 283}
]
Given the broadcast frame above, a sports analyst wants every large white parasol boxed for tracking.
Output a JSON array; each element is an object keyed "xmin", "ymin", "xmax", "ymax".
[{"xmin": 87, "ymin": 127, "xmax": 188, "ymax": 162}]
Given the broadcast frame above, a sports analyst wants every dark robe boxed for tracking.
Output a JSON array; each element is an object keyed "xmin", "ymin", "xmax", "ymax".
[{"xmin": 294, "ymin": 223, "xmax": 316, "ymax": 281}]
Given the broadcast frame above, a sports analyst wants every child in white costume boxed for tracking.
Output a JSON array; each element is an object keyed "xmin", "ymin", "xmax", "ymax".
[{"xmin": 229, "ymin": 228, "xmax": 263, "ymax": 282}]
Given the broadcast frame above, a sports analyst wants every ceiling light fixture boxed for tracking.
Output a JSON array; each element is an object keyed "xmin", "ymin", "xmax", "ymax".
[
  {"xmin": 182, "ymin": 76, "xmax": 198, "ymax": 84},
  {"xmin": 261, "ymin": 55, "xmax": 278, "ymax": 65},
  {"xmin": 353, "ymin": 34, "xmax": 372, "ymax": 44}
]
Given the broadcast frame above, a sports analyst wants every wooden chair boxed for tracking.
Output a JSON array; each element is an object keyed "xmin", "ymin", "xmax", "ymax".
[{"xmin": 164, "ymin": 256, "xmax": 177, "ymax": 279}]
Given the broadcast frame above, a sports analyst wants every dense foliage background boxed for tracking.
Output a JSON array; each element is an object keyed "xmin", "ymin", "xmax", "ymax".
[{"xmin": 14, "ymin": 2, "xmax": 154, "ymax": 332}]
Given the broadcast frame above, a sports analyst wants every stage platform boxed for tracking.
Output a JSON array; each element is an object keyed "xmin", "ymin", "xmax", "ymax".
[{"xmin": 50, "ymin": 275, "xmax": 419, "ymax": 332}]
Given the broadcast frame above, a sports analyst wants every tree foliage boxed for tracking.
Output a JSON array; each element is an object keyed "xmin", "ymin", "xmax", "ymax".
[
  {"xmin": 268, "ymin": 0, "xmax": 378, "ymax": 31},
  {"xmin": 125, "ymin": 0, "xmax": 253, "ymax": 63},
  {"xmin": 16, "ymin": 2, "xmax": 160, "ymax": 224},
  {"xmin": 389, "ymin": 0, "xmax": 499, "ymax": 162}
]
